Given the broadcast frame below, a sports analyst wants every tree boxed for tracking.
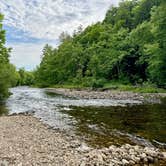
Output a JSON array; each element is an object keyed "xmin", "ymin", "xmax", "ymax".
[
  {"xmin": 0, "ymin": 13, "xmax": 17, "ymax": 100},
  {"xmin": 59, "ymin": 32, "xmax": 71, "ymax": 43},
  {"xmin": 34, "ymin": 0, "xmax": 165, "ymax": 88},
  {"xmin": 146, "ymin": 3, "xmax": 166, "ymax": 87}
]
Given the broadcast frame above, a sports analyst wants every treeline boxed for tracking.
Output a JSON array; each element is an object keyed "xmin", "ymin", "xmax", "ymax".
[
  {"xmin": 0, "ymin": 0, "xmax": 165, "ymax": 97},
  {"xmin": 34, "ymin": 0, "xmax": 165, "ymax": 88},
  {"xmin": 0, "ymin": 14, "xmax": 18, "ymax": 100}
]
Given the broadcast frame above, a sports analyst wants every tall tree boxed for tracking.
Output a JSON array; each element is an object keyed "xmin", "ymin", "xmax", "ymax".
[
  {"xmin": 0, "ymin": 13, "xmax": 17, "ymax": 100},
  {"xmin": 146, "ymin": 2, "xmax": 166, "ymax": 87}
]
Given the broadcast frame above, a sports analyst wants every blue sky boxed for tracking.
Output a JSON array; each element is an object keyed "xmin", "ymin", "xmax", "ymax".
[{"xmin": 0, "ymin": 0, "xmax": 119, "ymax": 70}]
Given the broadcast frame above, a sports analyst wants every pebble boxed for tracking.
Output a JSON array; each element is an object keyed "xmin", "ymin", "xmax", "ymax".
[
  {"xmin": 129, "ymin": 160, "xmax": 135, "ymax": 165},
  {"xmin": 162, "ymin": 152, "xmax": 166, "ymax": 158},
  {"xmin": 122, "ymin": 159, "xmax": 129, "ymax": 165},
  {"xmin": 140, "ymin": 153, "xmax": 147, "ymax": 159},
  {"xmin": 0, "ymin": 115, "xmax": 166, "ymax": 166}
]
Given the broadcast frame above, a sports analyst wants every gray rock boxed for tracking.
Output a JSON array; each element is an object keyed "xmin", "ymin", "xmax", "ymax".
[
  {"xmin": 80, "ymin": 161, "xmax": 86, "ymax": 166},
  {"xmin": 162, "ymin": 152, "xmax": 166, "ymax": 159},
  {"xmin": 122, "ymin": 159, "xmax": 129, "ymax": 165},
  {"xmin": 140, "ymin": 153, "xmax": 147, "ymax": 159},
  {"xmin": 129, "ymin": 160, "xmax": 135, "ymax": 165}
]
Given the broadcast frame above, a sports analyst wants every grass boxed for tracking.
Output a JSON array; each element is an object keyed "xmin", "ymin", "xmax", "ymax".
[{"xmin": 103, "ymin": 82, "xmax": 166, "ymax": 93}]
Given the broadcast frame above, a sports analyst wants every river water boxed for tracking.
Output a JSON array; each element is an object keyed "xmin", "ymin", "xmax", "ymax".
[{"xmin": 0, "ymin": 87, "xmax": 166, "ymax": 148}]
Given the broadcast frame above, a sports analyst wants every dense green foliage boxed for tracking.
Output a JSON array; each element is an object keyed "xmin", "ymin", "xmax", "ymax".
[
  {"xmin": 0, "ymin": 14, "xmax": 18, "ymax": 100},
  {"xmin": 35, "ymin": 0, "xmax": 166, "ymax": 89},
  {"xmin": 17, "ymin": 68, "xmax": 35, "ymax": 86}
]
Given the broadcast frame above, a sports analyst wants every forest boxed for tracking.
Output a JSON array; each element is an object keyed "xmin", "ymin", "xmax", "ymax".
[
  {"xmin": 34, "ymin": 0, "xmax": 166, "ymax": 89},
  {"xmin": 0, "ymin": 0, "xmax": 166, "ymax": 101}
]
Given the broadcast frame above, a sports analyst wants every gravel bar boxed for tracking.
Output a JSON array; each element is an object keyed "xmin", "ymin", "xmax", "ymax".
[
  {"xmin": 0, "ymin": 115, "xmax": 166, "ymax": 165},
  {"xmin": 45, "ymin": 88, "xmax": 166, "ymax": 103}
]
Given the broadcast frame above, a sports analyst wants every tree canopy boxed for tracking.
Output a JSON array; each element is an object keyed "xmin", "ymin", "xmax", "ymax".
[
  {"xmin": 0, "ymin": 14, "xmax": 18, "ymax": 100},
  {"xmin": 35, "ymin": 0, "xmax": 166, "ymax": 88}
]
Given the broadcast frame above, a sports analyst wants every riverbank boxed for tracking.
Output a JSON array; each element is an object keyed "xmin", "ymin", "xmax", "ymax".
[
  {"xmin": 46, "ymin": 83, "xmax": 166, "ymax": 93},
  {"xmin": 0, "ymin": 114, "xmax": 165, "ymax": 165},
  {"xmin": 45, "ymin": 88, "xmax": 166, "ymax": 104}
]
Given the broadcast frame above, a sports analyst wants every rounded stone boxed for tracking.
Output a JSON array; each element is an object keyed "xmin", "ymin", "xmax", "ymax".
[{"xmin": 122, "ymin": 159, "xmax": 129, "ymax": 165}]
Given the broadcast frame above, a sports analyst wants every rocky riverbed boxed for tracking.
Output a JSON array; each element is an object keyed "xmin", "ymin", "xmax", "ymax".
[
  {"xmin": 0, "ymin": 115, "xmax": 165, "ymax": 166},
  {"xmin": 45, "ymin": 88, "xmax": 166, "ymax": 104}
]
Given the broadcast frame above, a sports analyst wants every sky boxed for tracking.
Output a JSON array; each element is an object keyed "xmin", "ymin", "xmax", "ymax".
[{"xmin": 0, "ymin": 0, "xmax": 119, "ymax": 70}]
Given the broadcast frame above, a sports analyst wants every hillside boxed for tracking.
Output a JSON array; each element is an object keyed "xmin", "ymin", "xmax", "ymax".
[{"xmin": 35, "ymin": 0, "xmax": 166, "ymax": 89}]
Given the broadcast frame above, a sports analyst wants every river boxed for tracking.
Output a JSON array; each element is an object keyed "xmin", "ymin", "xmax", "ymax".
[{"xmin": 0, "ymin": 86, "xmax": 166, "ymax": 148}]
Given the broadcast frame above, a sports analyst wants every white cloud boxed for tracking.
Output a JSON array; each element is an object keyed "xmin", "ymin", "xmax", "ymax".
[
  {"xmin": 8, "ymin": 42, "xmax": 58, "ymax": 70},
  {"xmin": 1, "ymin": 0, "xmax": 120, "ymax": 70},
  {"xmin": 0, "ymin": 0, "xmax": 120, "ymax": 40}
]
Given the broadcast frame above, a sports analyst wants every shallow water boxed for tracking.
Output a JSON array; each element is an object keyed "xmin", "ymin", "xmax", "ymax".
[
  {"xmin": 62, "ymin": 103, "xmax": 166, "ymax": 148},
  {"xmin": 0, "ymin": 86, "xmax": 166, "ymax": 148}
]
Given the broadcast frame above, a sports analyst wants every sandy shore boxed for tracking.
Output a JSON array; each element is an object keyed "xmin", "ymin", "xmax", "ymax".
[
  {"xmin": 0, "ymin": 115, "xmax": 166, "ymax": 166},
  {"xmin": 45, "ymin": 88, "xmax": 166, "ymax": 103}
]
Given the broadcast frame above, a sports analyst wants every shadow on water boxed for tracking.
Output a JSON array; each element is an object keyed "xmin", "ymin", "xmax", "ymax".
[
  {"xmin": 0, "ymin": 102, "xmax": 9, "ymax": 116},
  {"xmin": 60, "ymin": 98, "xmax": 166, "ymax": 148},
  {"xmin": 45, "ymin": 91, "xmax": 64, "ymax": 98},
  {"xmin": 45, "ymin": 91, "xmax": 78, "ymax": 100}
]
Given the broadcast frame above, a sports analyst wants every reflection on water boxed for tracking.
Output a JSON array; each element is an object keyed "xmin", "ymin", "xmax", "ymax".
[
  {"xmin": 0, "ymin": 87, "xmax": 166, "ymax": 148},
  {"xmin": 60, "ymin": 101, "xmax": 166, "ymax": 148}
]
